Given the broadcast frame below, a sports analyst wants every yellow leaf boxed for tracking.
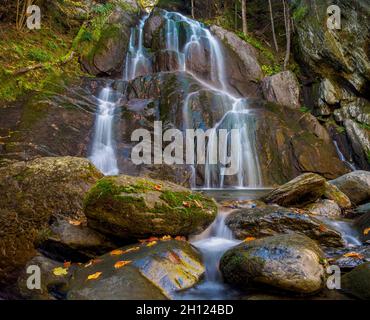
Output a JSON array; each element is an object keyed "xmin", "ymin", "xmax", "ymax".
[
  {"xmin": 363, "ymin": 228, "xmax": 370, "ymax": 236},
  {"xmin": 87, "ymin": 272, "xmax": 102, "ymax": 280},
  {"xmin": 122, "ymin": 247, "xmax": 140, "ymax": 254},
  {"xmin": 343, "ymin": 252, "xmax": 364, "ymax": 259},
  {"xmin": 244, "ymin": 237, "xmax": 256, "ymax": 242},
  {"xmin": 110, "ymin": 249, "xmax": 124, "ymax": 256},
  {"xmin": 85, "ymin": 259, "xmax": 103, "ymax": 268},
  {"xmin": 146, "ymin": 241, "xmax": 157, "ymax": 247},
  {"xmin": 194, "ymin": 200, "xmax": 203, "ymax": 208},
  {"xmin": 53, "ymin": 267, "xmax": 68, "ymax": 276},
  {"xmin": 114, "ymin": 261, "xmax": 132, "ymax": 269},
  {"xmin": 161, "ymin": 235, "xmax": 172, "ymax": 241}
]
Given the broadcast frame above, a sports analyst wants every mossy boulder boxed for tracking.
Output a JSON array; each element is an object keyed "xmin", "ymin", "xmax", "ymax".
[
  {"xmin": 225, "ymin": 205, "xmax": 345, "ymax": 247},
  {"xmin": 220, "ymin": 234, "xmax": 326, "ymax": 295},
  {"xmin": 342, "ymin": 262, "xmax": 370, "ymax": 300},
  {"xmin": 67, "ymin": 240, "xmax": 204, "ymax": 300},
  {"xmin": 0, "ymin": 157, "xmax": 102, "ymax": 286},
  {"xmin": 84, "ymin": 175, "xmax": 218, "ymax": 240},
  {"xmin": 323, "ymin": 182, "xmax": 352, "ymax": 210}
]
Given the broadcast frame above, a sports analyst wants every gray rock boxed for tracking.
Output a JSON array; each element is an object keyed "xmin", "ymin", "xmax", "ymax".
[
  {"xmin": 342, "ymin": 262, "xmax": 370, "ymax": 299},
  {"xmin": 305, "ymin": 200, "xmax": 342, "ymax": 217}
]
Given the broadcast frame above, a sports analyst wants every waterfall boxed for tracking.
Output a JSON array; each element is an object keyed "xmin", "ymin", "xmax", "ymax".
[
  {"xmin": 333, "ymin": 140, "xmax": 356, "ymax": 171},
  {"xmin": 89, "ymin": 87, "xmax": 119, "ymax": 176},
  {"xmin": 162, "ymin": 11, "xmax": 262, "ymax": 188},
  {"xmin": 124, "ymin": 15, "xmax": 152, "ymax": 81}
]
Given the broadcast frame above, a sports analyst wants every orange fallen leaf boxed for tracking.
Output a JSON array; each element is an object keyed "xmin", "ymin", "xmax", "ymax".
[
  {"xmin": 87, "ymin": 272, "xmax": 102, "ymax": 280},
  {"xmin": 110, "ymin": 249, "xmax": 124, "ymax": 256},
  {"xmin": 343, "ymin": 252, "xmax": 364, "ymax": 259},
  {"xmin": 363, "ymin": 228, "xmax": 370, "ymax": 236},
  {"xmin": 63, "ymin": 261, "xmax": 71, "ymax": 268},
  {"xmin": 244, "ymin": 237, "xmax": 256, "ymax": 242},
  {"xmin": 154, "ymin": 185, "xmax": 162, "ymax": 191},
  {"xmin": 114, "ymin": 261, "xmax": 132, "ymax": 269},
  {"xmin": 146, "ymin": 241, "xmax": 157, "ymax": 247},
  {"xmin": 140, "ymin": 237, "xmax": 159, "ymax": 243},
  {"xmin": 68, "ymin": 219, "xmax": 82, "ymax": 226},
  {"xmin": 183, "ymin": 201, "xmax": 191, "ymax": 208},
  {"xmin": 319, "ymin": 225, "xmax": 328, "ymax": 232},
  {"xmin": 84, "ymin": 259, "xmax": 103, "ymax": 268},
  {"xmin": 175, "ymin": 236, "xmax": 186, "ymax": 241},
  {"xmin": 122, "ymin": 247, "xmax": 140, "ymax": 254},
  {"xmin": 161, "ymin": 235, "xmax": 172, "ymax": 241}
]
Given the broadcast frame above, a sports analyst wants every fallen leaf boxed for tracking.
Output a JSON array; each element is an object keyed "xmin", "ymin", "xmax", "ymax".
[
  {"xmin": 175, "ymin": 236, "xmax": 186, "ymax": 241},
  {"xmin": 114, "ymin": 261, "xmax": 132, "ymax": 269},
  {"xmin": 343, "ymin": 252, "xmax": 364, "ymax": 259},
  {"xmin": 63, "ymin": 261, "xmax": 71, "ymax": 268},
  {"xmin": 87, "ymin": 272, "xmax": 102, "ymax": 280},
  {"xmin": 140, "ymin": 237, "xmax": 159, "ymax": 243},
  {"xmin": 194, "ymin": 200, "xmax": 203, "ymax": 208},
  {"xmin": 154, "ymin": 185, "xmax": 162, "ymax": 191},
  {"xmin": 319, "ymin": 225, "xmax": 328, "ymax": 232},
  {"xmin": 161, "ymin": 235, "xmax": 172, "ymax": 241},
  {"xmin": 122, "ymin": 247, "xmax": 140, "ymax": 254},
  {"xmin": 244, "ymin": 237, "xmax": 256, "ymax": 242},
  {"xmin": 183, "ymin": 201, "xmax": 191, "ymax": 208},
  {"xmin": 146, "ymin": 241, "xmax": 157, "ymax": 247},
  {"xmin": 68, "ymin": 219, "xmax": 82, "ymax": 226},
  {"xmin": 110, "ymin": 249, "xmax": 124, "ymax": 256},
  {"xmin": 363, "ymin": 228, "xmax": 370, "ymax": 236},
  {"xmin": 53, "ymin": 267, "xmax": 68, "ymax": 276}
]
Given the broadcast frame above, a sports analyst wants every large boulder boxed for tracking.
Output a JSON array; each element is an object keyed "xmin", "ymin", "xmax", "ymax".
[
  {"xmin": 0, "ymin": 157, "xmax": 102, "ymax": 286},
  {"xmin": 354, "ymin": 211, "xmax": 370, "ymax": 243},
  {"xmin": 330, "ymin": 171, "xmax": 370, "ymax": 205},
  {"xmin": 67, "ymin": 240, "xmax": 204, "ymax": 300},
  {"xmin": 262, "ymin": 173, "xmax": 327, "ymax": 207},
  {"xmin": 323, "ymin": 182, "xmax": 352, "ymax": 210},
  {"xmin": 84, "ymin": 175, "xmax": 218, "ymax": 240},
  {"xmin": 79, "ymin": 1, "xmax": 140, "ymax": 76},
  {"xmin": 342, "ymin": 263, "xmax": 370, "ymax": 300},
  {"xmin": 225, "ymin": 205, "xmax": 345, "ymax": 247},
  {"xmin": 305, "ymin": 200, "xmax": 342, "ymax": 218},
  {"xmin": 261, "ymin": 71, "xmax": 301, "ymax": 109},
  {"xmin": 220, "ymin": 234, "xmax": 326, "ymax": 294}
]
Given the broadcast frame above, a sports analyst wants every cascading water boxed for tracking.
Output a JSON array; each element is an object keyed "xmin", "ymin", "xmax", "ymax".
[
  {"xmin": 162, "ymin": 11, "xmax": 262, "ymax": 189},
  {"xmin": 89, "ymin": 86, "xmax": 119, "ymax": 176}
]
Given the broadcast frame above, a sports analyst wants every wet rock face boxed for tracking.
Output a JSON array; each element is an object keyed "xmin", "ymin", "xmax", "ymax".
[
  {"xmin": 67, "ymin": 240, "xmax": 204, "ymax": 300},
  {"xmin": 220, "ymin": 234, "xmax": 326, "ymax": 294},
  {"xmin": 354, "ymin": 210, "xmax": 370, "ymax": 243},
  {"xmin": 323, "ymin": 182, "xmax": 352, "ymax": 210},
  {"xmin": 262, "ymin": 173, "xmax": 327, "ymax": 207},
  {"xmin": 261, "ymin": 71, "xmax": 300, "ymax": 109},
  {"xmin": 305, "ymin": 200, "xmax": 342, "ymax": 218},
  {"xmin": 225, "ymin": 205, "xmax": 345, "ymax": 247},
  {"xmin": 0, "ymin": 157, "xmax": 102, "ymax": 286},
  {"xmin": 342, "ymin": 262, "xmax": 370, "ymax": 300},
  {"xmin": 84, "ymin": 175, "xmax": 218, "ymax": 240},
  {"xmin": 330, "ymin": 171, "xmax": 370, "ymax": 205}
]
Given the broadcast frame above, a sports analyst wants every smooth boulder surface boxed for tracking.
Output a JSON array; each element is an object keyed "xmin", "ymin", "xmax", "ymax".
[
  {"xmin": 261, "ymin": 71, "xmax": 300, "ymax": 109},
  {"xmin": 220, "ymin": 234, "xmax": 326, "ymax": 294},
  {"xmin": 330, "ymin": 171, "xmax": 370, "ymax": 205},
  {"xmin": 262, "ymin": 173, "xmax": 327, "ymax": 207},
  {"xmin": 0, "ymin": 157, "xmax": 102, "ymax": 286},
  {"xmin": 305, "ymin": 200, "xmax": 342, "ymax": 217},
  {"xmin": 323, "ymin": 182, "xmax": 352, "ymax": 210},
  {"xmin": 225, "ymin": 205, "xmax": 344, "ymax": 247},
  {"xmin": 342, "ymin": 263, "xmax": 370, "ymax": 300},
  {"xmin": 67, "ymin": 240, "xmax": 204, "ymax": 300},
  {"xmin": 84, "ymin": 175, "xmax": 218, "ymax": 240}
]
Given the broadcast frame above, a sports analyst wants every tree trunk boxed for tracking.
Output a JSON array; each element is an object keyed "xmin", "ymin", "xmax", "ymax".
[
  {"xmin": 268, "ymin": 0, "xmax": 279, "ymax": 52},
  {"xmin": 191, "ymin": 0, "xmax": 195, "ymax": 19},
  {"xmin": 242, "ymin": 0, "xmax": 248, "ymax": 35},
  {"xmin": 283, "ymin": 0, "xmax": 291, "ymax": 70}
]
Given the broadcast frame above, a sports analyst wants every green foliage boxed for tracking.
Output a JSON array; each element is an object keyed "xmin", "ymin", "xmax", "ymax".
[
  {"xmin": 367, "ymin": 150, "xmax": 370, "ymax": 164},
  {"xmin": 47, "ymin": 41, "xmax": 58, "ymax": 50},
  {"xmin": 262, "ymin": 64, "xmax": 281, "ymax": 76},
  {"xmin": 92, "ymin": 3, "xmax": 114, "ymax": 15},
  {"xmin": 80, "ymin": 30, "xmax": 93, "ymax": 42},
  {"xmin": 359, "ymin": 123, "xmax": 370, "ymax": 131},
  {"xmin": 292, "ymin": 5, "xmax": 308, "ymax": 22},
  {"xmin": 300, "ymin": 105, "xmax": 310, "ymax": 113},
  {"xmin": 336, "ymin": 126, "xmax": 346, "ymax": 134},
  {"xmin": 27, "ymin": 48, "xmax": 51, "ymax": 62}
]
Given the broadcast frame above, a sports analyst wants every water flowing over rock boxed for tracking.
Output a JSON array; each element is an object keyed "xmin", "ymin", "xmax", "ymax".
[
  {"xmin": 67, "ymin": 240, "xmax": 204, "ymax": 300},
  {"xmin": 330, "ymin": 171, "xmax": 370, "ymax": 205},
  {"xmin": 84, "ymin": 175, "xmax": 218, "ymax": 240},
  {"xmin": 225, "ymin": 205, "xmax": 345, "ymax": 247},
  {"xmin": 220, "ymin": 234, "xmax": 326, "ymax": 294},
  {"xmin": 0, "ymin": 157, "xmax": 102, "ymax": 286},
  {"xmin": 262, "ymin": 173, "xmax": 327, "ymax": 207}
]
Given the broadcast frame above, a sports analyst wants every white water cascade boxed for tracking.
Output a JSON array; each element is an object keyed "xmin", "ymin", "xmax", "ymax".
[
  {"xmin": 89, "ymin": 87, "xmax": 119, "ymax": 176},
  {"xmin": 162, "ymin": 11, "xmax": 262, "ymax": 188}
]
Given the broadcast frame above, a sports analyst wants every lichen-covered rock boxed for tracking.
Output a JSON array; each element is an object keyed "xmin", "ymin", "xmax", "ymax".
[
  {"xmin": 342, "ymin": 262, "xmax": 370, "ymax": 300},
  {"xmin": 330, "ymin": 171, "xmax": 370, "ymax": 205},
  {"xmin": 0, "ymin": 157, "xmax": 102, "ymax": 286},
  {"xmin": 67, "ymin": 240, "xmax": 204, "ymax": 300},
  {"xmin": 305, "ymin": 200, "xmax": 342, "ymax": 217},
  {"xmin": 84, "ymin": 175, "xmax": 218, "ymax": 240},
  {"xmin": 262, "ymin": 173, "xmax": 327, "ymax": 207},
  {"xmin": 261, "ymin": 71, "xmax": 300, "ymax": 109},
  {"xmin": 324, "ymin": 182, "xmax": 352, "ymax": 209},
  {"xmin": 220, "ymin": 234, "xmax": 326, "ymax": 294},
  {"xmin": 225, "ymin": 205, "xmax": 345, "ymax": 247}
]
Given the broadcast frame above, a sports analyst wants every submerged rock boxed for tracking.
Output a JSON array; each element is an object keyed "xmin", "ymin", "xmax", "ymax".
[
  {"xmin": 220, "ymin": 234, "xmax": 326, "ymax": 294},
  {"xmin": 342, "ymin": 262, "xmax": 370, "ymax": 300},
  {"xmin": 330, "ymin": 171, "xmax": 370, "ymax": 205},
  {"xmin": 225, "ymin": 205, "xmax": 345, "ymax": 247},
  {"xmin": 84, "ymin": 175, "xmax": 218, "ymax": 240},
  {"xmin": 67, "ymin": 240, "xmax": 204, "ymax": 300},
  {"xmin": 262, "ymin": 173, "xmax": 326, "ymax": 207},
  {"xmin": 261, "ymin": 71, "xmax": 300, "ymax": 109},
  {"xmin": 0, "ymin": 157, "xmax": 102, "ymax": 286}
]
